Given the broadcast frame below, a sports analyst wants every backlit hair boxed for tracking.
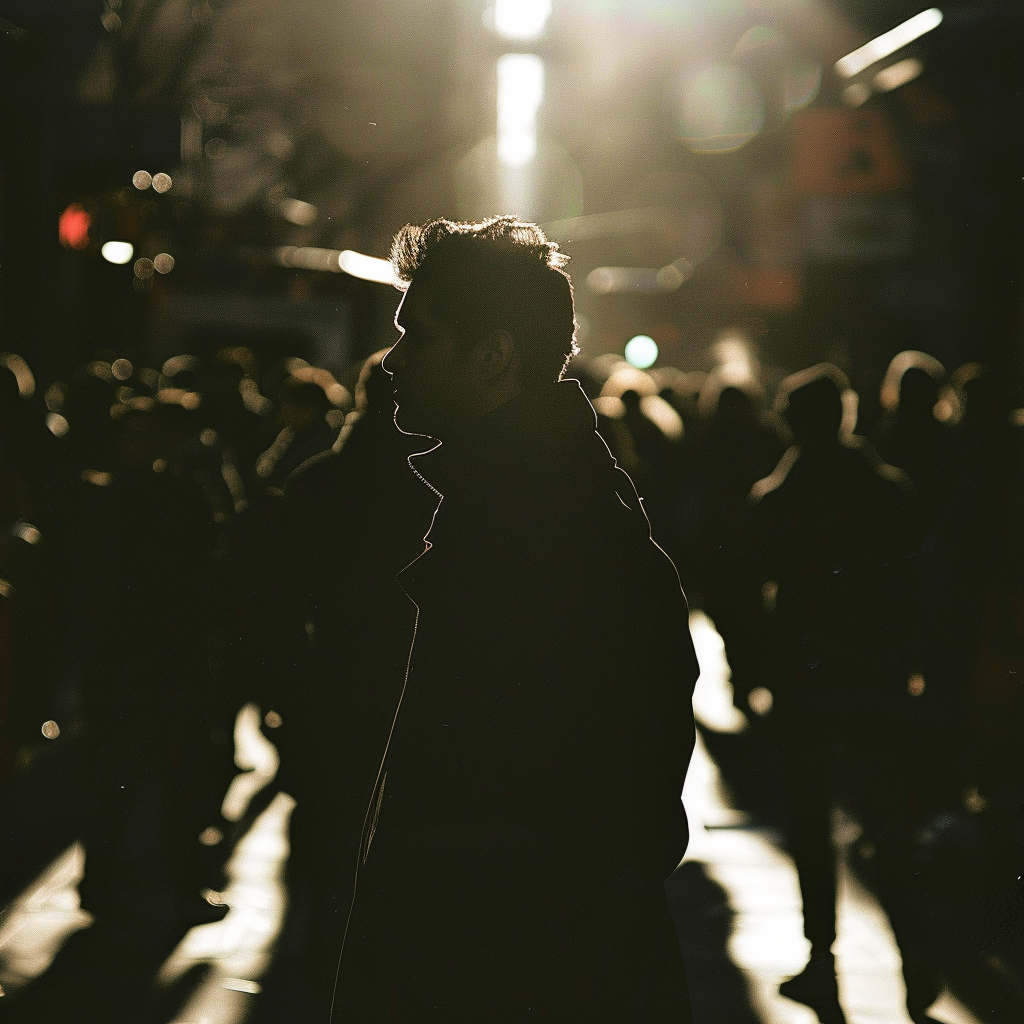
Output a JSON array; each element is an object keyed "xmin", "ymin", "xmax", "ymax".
[{"xmin": 390, "ymin": 216, "xmax": 579, "ymax": 383}]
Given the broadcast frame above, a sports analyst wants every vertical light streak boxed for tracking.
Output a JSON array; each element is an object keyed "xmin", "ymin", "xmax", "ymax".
[{"xmin": 497, "ymin": 53, "xmax": 545, "ymax": 169}]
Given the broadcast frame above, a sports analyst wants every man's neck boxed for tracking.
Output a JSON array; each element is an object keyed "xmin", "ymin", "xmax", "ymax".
[{"xmin": 440, "ymin": 383, "xmax": 525, "ymax": 444}]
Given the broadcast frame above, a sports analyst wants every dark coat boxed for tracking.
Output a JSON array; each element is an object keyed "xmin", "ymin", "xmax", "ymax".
[
  {"xmin": 271, "ymin": 409, "xmax": 438, "ymax": 855},
  {"xmin": 336, "ymin": 380, "xmax": 698, "ymax": 1023}
]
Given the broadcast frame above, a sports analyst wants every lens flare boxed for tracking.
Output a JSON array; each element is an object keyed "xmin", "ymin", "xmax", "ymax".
[{"xmin": 679, "ymin": 65, "xmax": 765, "ymax": 153}]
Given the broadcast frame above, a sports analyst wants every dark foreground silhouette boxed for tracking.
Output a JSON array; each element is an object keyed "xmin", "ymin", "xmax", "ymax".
[{"xmin": 334, "ymin": 217, "xmax": 700, "ymax": 1023}]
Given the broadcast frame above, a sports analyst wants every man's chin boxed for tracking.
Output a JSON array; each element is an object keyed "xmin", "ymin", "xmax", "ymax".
[{"xmin": 393, "ymin": 407, "xmax": 438, "ymax": 439}]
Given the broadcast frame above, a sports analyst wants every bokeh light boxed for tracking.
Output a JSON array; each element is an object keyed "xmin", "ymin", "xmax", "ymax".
[
  {"xmin": 732, "ymin": 25, "xmax": 788, "ymax": 63},
  {"xmin": 132, "ymin": 170, "xmax": 152, "ymax": 189},
  {"xmin": 625, "ymin": 335, "xmax": 658, "ymax": 369},
  {"xmin": 748, "ymin": 687, "xmax": 774, "ymax": 716},
  {"xmin": 101, "ymin": 240, "xmax": 133, "ymax": 264},
  {"xmin": 493, "ymin": 0, "xmax": 551, "ymax": 41},
  {"xmin": 279, "ymin": 198, "xmax": 317, "ymax": 226},
  {"xmin": 842, "ymin": 82, "xmax": 871, "ymax": 107},
  {"xmin": 45, "ymin": 412, "xmax": 70, "ymax": 437},
  {"xmin": 153, "ymin": 253, "xmax": 175, "ymax": 274},
  {"xmin": 0, "ymin": 352, "xmax": 36, "ymax": 397},
  {"xmin": 713, "ymin": 333, "xmax": 756, "ymax": 385},
  {"xmin": 58, "ymin": 204, "xmax": 91, "ymax": 250},
  {"xmin": 874, "ymin": 58, "xmax": 923, "ymax": 93},
  {"xmin": 151, "ymin": 172, "xmax": 173, "ymax": 193}
]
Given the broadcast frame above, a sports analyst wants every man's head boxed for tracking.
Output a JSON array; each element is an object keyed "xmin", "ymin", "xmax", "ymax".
[
  {"xmin": 382, "ymin": 216, "xmax": 578, "ymax": 439},
  {"xmin": 776, "ymin": 363, "xmax": 855, "ymax": 448}
]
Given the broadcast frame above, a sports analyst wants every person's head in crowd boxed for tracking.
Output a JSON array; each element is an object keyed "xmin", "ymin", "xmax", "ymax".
[
  {"xmin": 63, "ymin": 362, "xmax": 119, "ymax": 465},
  {"xmin": 697, "ymin": 369, "xmax": 765, "ymax": 424},
  {"xmin": 776, "ymin": 364, "xmax": 855, "ymax": 450},
  {"xmin": 276, "ymin": 376, "xmax": 333, "ymax": 431},
  {"xmin": 0, "ymin": 361, "xmax": 23, "ymax": 435},
  {"xmin": 880, "ymin": 351, "xmax": 946, "ymax": 423},
  {"xmin": 383, "ymin": 216, "xmax": 578, "ymax": 439},
  {"xmin": 207, "ymin": 346, "xmax": 271, "ymax": 425},
  {"xmin": 162, "ymin": 354, "xmax": 207, "ymax": 395},
  {"xmin": 0, "ymin": 353, "xmax": 35, "ymax": 427},
  {"xmin": 950, "ymin": 362, "xmax": 1013, "ymax": 435}
]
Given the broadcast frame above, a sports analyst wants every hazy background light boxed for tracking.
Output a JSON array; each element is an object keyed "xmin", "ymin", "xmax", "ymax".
[
  {"xmin": 835, "ymin": 8, "xmax": 943, "ymax": 79},
  {"xmin": 0, "ymin": 353, "xmax": 35, "ymax": 397},
  {"xmin": 497, "ymin": 53, "xmax": 544, "ymax": 168},
  {"xmin": 586, "ymin": 262, "xmax": 691, "ymax": 295},
  {"xmin": 277, "ymin": 246, "xmax": 343, "ymax": 272},
  {"xmin": 679, "ymin": 65, "xmax": 765, "ymax": 153},
  {"xmin": 46, "ymin": 413, "xmax": 69, "ymax": 437},
  {"xmin": 625, "ymin": 335, "xmax": 659, "ymax": 369},
  {"xmin": 713, "ymin": 334, "xmax": 756, "ymax": 385},
  {"xmin": 842, "ymin": 82, "xmax": 872, "ymax": 106},
  {"xmin": 874, "ymin": 57, "xmax": 924, "ymax": 92},
  {"xmin": 279, "ymin": 198, "xmax": 317, "ymax": 226},
  {"xmin": 101, "ymin": 240, "xmax": 134, "ymax": 264},
  {"xmin": 494, "ymin": 0, "xmax": 551, "ymax": 41}
]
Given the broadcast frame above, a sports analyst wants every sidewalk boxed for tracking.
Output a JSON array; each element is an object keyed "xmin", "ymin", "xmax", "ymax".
[{"xmin": 0, "ymin": 615, "xmax": 993, "ymax": 1023}]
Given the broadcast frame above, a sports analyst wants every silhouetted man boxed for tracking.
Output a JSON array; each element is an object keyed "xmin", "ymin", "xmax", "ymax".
[
  {"xmin": 750, "ymin": 365, "xmax": 939, "ymax": 1024},
  {"xmin": 333, "ymin": 217, "xmax": 699, "ymax": 1023}
]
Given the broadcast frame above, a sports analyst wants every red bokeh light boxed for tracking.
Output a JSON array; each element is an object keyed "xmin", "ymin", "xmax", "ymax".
[{"xmin": 59, "ymin": 203, "xmax": 91, "ymax": 250}]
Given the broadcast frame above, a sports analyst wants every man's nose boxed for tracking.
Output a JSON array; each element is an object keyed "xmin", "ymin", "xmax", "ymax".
[{"xmin": 382, "ymin": 337, "xmax": 404, "ymax": 375}]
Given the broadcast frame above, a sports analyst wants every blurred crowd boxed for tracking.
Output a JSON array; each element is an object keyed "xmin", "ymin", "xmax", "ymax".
[{"xmin": 0, "ymin": 340, "xmax": 1022, "ymax": 1021}]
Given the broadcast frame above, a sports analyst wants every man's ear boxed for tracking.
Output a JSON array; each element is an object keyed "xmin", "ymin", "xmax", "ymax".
[{"xmin": 473, "ymin": 329, "xmax": 517, "ymax": 384}]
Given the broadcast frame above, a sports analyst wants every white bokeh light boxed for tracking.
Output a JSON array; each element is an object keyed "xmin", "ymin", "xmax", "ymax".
[
  {"xmin": 494, "ymin": 0, "xmax": 551, "ymax": 41},
  {"xmin": 625, "ymin": 335, "xmax": 659, "ymax": 369},
  {"xmin": 100, "ymin": 240, "xmax": 134, "ymax": 265}
]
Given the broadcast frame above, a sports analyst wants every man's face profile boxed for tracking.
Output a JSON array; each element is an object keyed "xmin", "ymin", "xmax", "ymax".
[{"xmin": 384, "ymin": 282, "xmax": 471, "ymax": 440}]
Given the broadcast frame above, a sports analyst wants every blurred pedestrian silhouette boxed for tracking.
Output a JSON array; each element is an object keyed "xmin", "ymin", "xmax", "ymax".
[
  {"xmin": 334, "ymin": 217, "xmax": 699, "ymax": 1023},
  {"xmin": 687, "ymin": 373, "xmax": 783, "ymax": 715},
  {"xmin": 874, "ymin": 351, "xmax": 952, "ymax": 519},
  {"xmin": 252, "ymin": 368, "xmax": 348, "ymax": 494},
  {"xmin": 749, "ymin": 364, "xmax": 941, "ymax": 1024}
]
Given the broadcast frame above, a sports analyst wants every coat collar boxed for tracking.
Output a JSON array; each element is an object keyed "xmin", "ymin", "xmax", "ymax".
[{"xmin": 408, "ymin": 378, "xmax": 602, "ymax": 501}]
